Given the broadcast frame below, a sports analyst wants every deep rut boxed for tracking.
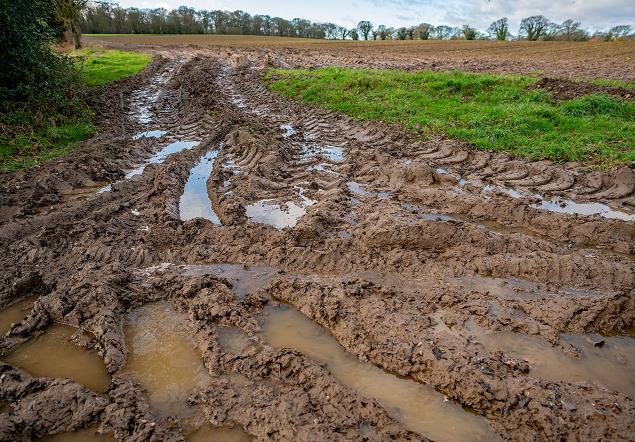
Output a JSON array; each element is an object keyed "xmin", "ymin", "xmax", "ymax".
[{"xmin": 0, "ymin": 54, "xmax": 633, "ymax": 441}]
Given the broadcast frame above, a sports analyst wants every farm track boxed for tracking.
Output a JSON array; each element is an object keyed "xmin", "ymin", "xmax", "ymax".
[{"xmin": 0, "ymin": 52, "xmax": 633, "ymax": 441}]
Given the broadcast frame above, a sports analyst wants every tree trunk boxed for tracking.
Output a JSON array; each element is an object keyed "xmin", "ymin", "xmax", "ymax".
[{"xmin": 71, "ymin": 23, "xmax": 81, "ymax": 49}]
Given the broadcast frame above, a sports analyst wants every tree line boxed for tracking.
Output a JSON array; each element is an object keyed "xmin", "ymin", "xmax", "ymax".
[{"xmin": 80, "ymin": 3, "xmax": 633, "ymax": 42}]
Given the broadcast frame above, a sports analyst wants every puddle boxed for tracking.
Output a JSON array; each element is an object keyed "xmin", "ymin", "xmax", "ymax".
[
  {"xmin": 217, "ymin": 327, "xmax": 253, "ymax": 355},
  {"xmin": 245, "ymin": 188, "xmax": 316, "ymax": 229},
  {"xmin": 132, "ymin": 130, "xmax": 167, "ymax": 140},
  {"xmin": 125, "ymin": 140, "xmax": 199, "ymax": 179},
  {"xmin": 417, "ymin": 213, "xmax": 459, "ymax": 222},
  {"xmin": 436, "ymin": 167, "xmax": 449, "ymax": 175},
  {"xmin": 187, "ymin": 425, "xmax": 252, "ymax": 442},
  {"xmin": 347, "ymin": 181, "xmax": 390, "ymax": 198},
  {"xmin": 98, "ymin": 140, "xmax": 200, "ymax": 193},
  {"xmin": 481, "ymin": 184, "xmax": 634, "ymax": 221},
  {"xmin": 123, "ymin": 302, "xmax": 209, "ymax": 419},
  {"xmin": 183, "ymin": 264, "xmax": 279, "ymax": 298},
  {"xmin": 40, "ymin": 426, "xmax": 114, "ymax": 441},
  {"xmin": 301, "ymin": 143, "xmax": 344, "ymax": 162},
  {"xmin": 261, "ymin": 305, "xmax": 497, "ymax": 442},
  {"xmin": 477, "ymin": 330, "xmax": 635, "ymax": 397},
  {"xmin": 280, "ymin": 124, "xmax": 296, "ymax": 138},
  {"xmin": 179, "ymin": 150, "xmax": 221, "ymax": 224},
  {"xmin": 0, "ymin": 296, "xmax": 37, "ymax": 335},
  {"xmin": 2, "ymin": 324, "xmax": 110, "ymax": 392}
]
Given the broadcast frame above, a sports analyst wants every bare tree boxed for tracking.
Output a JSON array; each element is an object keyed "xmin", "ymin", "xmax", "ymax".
[
  {"xmin": 488, "ymin": 17, "xmax": 509, "ymax": 40},
  {"xmin": 377, "ymin": 24, "xmax": 387, "ymax": 40},
  {"xmin": 357, "ymin": 20, "xmax": 372, "ymax": 40},
  {"xmin": 606, "ymin": 25, "xmax": 632, "ymax": 40},
  {"xmin": 336, "ymin": 25, "xmax": 349, "ymax": 40},
  {"xmin": 396, "ymin": 27, "xmax": 408, "ymax": 40},
  {"xmin": 351, "ymin": 28, "xmax": 359, "ymax": 40},
  {"xmin": 519, "ymin": 15, "xmax": 550, "ymax": 41},
  {"xmin": 54, "ymin": 0, "xmax": 88, "ymax": 49},
  {"xmin": 406, "ymin": 26, "xmax": 415, "ymax": 40}
]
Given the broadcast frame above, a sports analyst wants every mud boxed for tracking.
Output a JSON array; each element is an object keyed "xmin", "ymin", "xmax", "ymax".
[{"xmin": 0, "ymin": 50, "xmax": 633, "ymax": 441}]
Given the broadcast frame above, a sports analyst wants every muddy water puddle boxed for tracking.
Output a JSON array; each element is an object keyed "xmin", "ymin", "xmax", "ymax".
[
  {"xmin": 2, "ymin": 324, "xmax": 110, "ymax": 392},
  {"xmin": 480, "ymin": 183, "xmax": 635, "ymax": 221},
  {"xmin": 183, "ymin": 263, "xmax": 280, "ymax": 298},
  {"xmin": 132, "ymin": 130, "xmax": 167, "ymax": 140},
  {"xmin": 477, "ymin": 330, "xmax": 635, "ymax": 397},
  {"xmin": 0, "ymin": 296, "xmax": 37, "ymax": 335},
  {"xmin": 98, "ymin": 140, "xmax": 200, "ymax": 193},
  {"xmin": 123, "ymin": 302, "xmax": 209, "ymax": 419},
  {"xmin": 180, "ymin": 149, "xmax": 221, "ymax": 224},
  {"xmin": 301, "ymin": 142, "xmax": 344, "ymax": 162},
  {"xmin": 260, "ymin": 305, "xmax": 497, "ymax": 442},
  {"xmin": 347, "ymin": 181, "xmax": 390, "ymax": 198},
  {"xmin": 245, "ymin": 188, "xmax": 316, "ymax": 229}
]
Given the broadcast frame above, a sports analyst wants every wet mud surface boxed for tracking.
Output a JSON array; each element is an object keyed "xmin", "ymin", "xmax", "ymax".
[{"xmin": 0, "ymin": 51, "xmax": 633, "ymax": 441}]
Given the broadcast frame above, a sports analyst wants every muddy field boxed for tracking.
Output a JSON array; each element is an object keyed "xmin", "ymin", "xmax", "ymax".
[
  {"xmin": 84, "ymin": 35, "xmax": 635, "ymax": 81},
  {"xmin": 0, "ymin": 43, "xmax": 634, "ymax": 441}
]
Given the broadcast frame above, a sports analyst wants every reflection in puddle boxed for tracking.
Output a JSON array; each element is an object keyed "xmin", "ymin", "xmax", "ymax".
[
  {"xmin": 2, "ymin": 324, "xmax": 110, "ymax": 393},
  {"xmin": 301, "ymin": 143, "xmax": 344, "ymax": 162},
  {"xmin": 187, "ymin": 425, "xmax": 252, "ymax": 442},
  {"xmin": 478, "ymin": 331, "xmax": 635, "ymax": 397},
  {"xmin": 125, "ymin": 140, "xmax": 200, "ymax": 179},
  {"xmin": 280, "ymin": 124, "xmax": 296, "ymax": 138},
  {"xmin": 0, "ymin": 296, "xmax": 37, "ymax": 336},
  {"xmin": 132, "ymin": 130, "xmax": 167, "ymax": 140},
  {"xmin": 183, "ymin": 264, "xmax": 279, "ymax": 298},
  {"xmin": 261, "ymin": 306, "xmax": 497, "ymax": 442},
  {"xmin": 40, "ymin": 426, "xmax": 114, "ymax": 441},
  {"xmin": 482, "ymin": 184, "xmax": 634, "ymax": 221},
  {"xmin": 347, "ymin": 181, "xmax": 390, "ymax": 198},
  {"xmin": 180, "ymin": 150, "xmax": 221, "ymax": 224},
  {"xmin": 246, "ymin": 189, "xmax": 315, "ymax": 229},
  {"xmin": 98, "ymin": 141, "xmax": 200, "ymax": 193},
  {"xmin": 123, "ymin": 302, "xmax": 209, "ymax": 419},
  {"xmin": 217, "ymin": 327, "xmax": 253, "ymax": 355}
]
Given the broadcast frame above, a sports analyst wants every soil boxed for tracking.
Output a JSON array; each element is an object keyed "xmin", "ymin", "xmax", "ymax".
[{"xmin": 0, "ymin": 45, "xmax": 633, "ymax": 441}]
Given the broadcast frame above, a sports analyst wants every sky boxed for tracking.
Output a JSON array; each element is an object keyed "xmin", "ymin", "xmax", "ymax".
[{"xmin": 113, "ymin": 0, "xmax": 634, "ymax": 33}]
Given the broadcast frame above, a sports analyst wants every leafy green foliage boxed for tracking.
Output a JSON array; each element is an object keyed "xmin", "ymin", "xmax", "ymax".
[{"xmin": 266, "ymin": 68, "xmax": 635, "ymax": 166}]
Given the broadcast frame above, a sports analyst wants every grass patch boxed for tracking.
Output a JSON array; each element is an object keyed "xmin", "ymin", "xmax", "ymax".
[
  {"xmin": 1, "ymin": 48, "xmax": 150, "ymax": 172},
  {"xmin": 265, "ymin": 68, "xmax": 635, "ymax": 166},
  {"xmin": 590, "ymin": 78, "xmax": 635, "ymax": 89},
  {"xmin": 72, "ymin": 48, "xmax": 151, "ymax": 86}
]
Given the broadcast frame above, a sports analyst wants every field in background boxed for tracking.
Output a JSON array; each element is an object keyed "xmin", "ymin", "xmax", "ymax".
[{"xmin": 84, "ymin": 35, "xmax": 635, "ymax": 81}]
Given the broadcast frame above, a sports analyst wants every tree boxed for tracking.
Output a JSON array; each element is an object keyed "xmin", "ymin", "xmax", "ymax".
[
  {"xmin": 377, "ymin": 24, "xmax": 388, "ymax": 40},
  {"xmin": 416, "ymin": 23, "xmax": 433, "ymax": 40},
  {"xmin": 357, "ymin": 21, "xmax": 372, "ymax": 40},
  {"xmin": 519, "ymin": 15, "xmax": 550, "ymax": 41},
  {"xmin": 434, "ymin": 25, "xmax": 453, "ymax": 40},
  {"xmin": 336, "ymin": 26, "xmax": 350, "ymax": 40},
  {"xmin": 351, "ymin": 28, "xmax": 359, "ymax": 40},
  {"xmin": 54, "ymin": 0, "xmax": 87, "ymax": 48},
  {"xmin": 488, "ymin": 17, "xmax": 509, "ymax": 40},
  {"xmin": 406, "ymin": 27, "xmax": 415, "ymax": 40},
  {"xmin": 606, "ymin": 25, "xmax": 632, "ymax": 40},
  {"xmin": 396, "ymin": 27, "xmax": 408, "ymax": 40},
  {"xmin": 462, "ymin": 25, "xmax": 476, "ymax": 40}
]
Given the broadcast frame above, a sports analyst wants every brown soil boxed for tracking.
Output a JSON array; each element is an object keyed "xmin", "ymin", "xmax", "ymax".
[
  {"xmin": 85, "ymin": 35, "xmax": 635, "ymax": 82},
  {"xmin": 0, "ymin": 48, "xmax": 633, "ymax": 441},
  {"xmin": 531, "ymin": 77, "xmax": 635, "ymax": 100}
]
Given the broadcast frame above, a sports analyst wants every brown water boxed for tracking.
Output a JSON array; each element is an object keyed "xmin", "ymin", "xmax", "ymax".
[
  {"xmin": 183, "ymin": 264, "xmax": 279, "ymax": 298},
  {"xmin": 0, "ymin": 296, "xmax": 37, "ymax": 335},
  {"xmin": 123, "ymin": 302, "xmax": 209, "ymax": 419},
  {"xmin": 2, "ymin": 324, "xmax": 110, "ymax": 392},
  {"xmin": 217, "ymin": 326, "xmax": 254, "ymax": 355},
  {"xmin": 187, "ymin": 425, "xmax": 252, "ymax": 442},
  {"xmin": 260, "ymin": 305, "xmax": 497, "ymax": 442},
  {"xmin": 39, "ymin": 426, "xmax": 114, "ymax": 441},
  {"xmin": 478, "ymin": 330, "xmax": 635, "ymax": 397}
]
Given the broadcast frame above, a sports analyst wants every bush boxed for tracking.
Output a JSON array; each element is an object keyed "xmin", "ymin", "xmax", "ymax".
[{"xmin": 0, "ymin": 0, "xmax": 83, "ymax": 125}]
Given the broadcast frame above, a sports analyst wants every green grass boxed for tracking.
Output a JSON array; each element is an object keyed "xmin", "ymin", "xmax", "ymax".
[
  {"xmin": 1, "ymin": 49, "xmax": 150, "ymax": 172},
  {"xmin": 265, "ymin": 68, "xmax": 635, "ymax": 167},
  {"xmin": 72, "ymin": 48, "xmax": 151, "ymax": 86}
]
